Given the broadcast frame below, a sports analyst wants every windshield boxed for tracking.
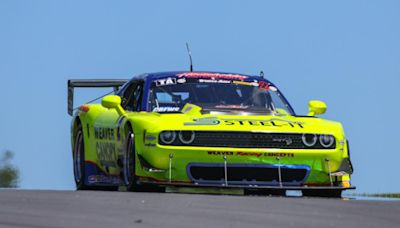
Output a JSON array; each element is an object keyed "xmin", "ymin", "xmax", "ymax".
[{"xmin": 148, "ymin": 76, "xmax": 294, "ymax": 115}]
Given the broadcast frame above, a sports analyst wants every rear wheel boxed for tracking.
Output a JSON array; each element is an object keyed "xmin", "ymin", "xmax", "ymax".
[
  {"xmin": 73, "ymin": 124, "xmax": 88, "ymax": 190},
  {"xmin": 302, "ymin": 189, "xmax": 342, "ymax": 198}
]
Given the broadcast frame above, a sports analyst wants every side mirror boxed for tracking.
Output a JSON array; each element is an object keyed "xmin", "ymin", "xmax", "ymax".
[
  {"xmin": 101, "ymin": 95, "xmax": 126, "ymax": 116},
  {"xmin": 307, "ymin": 100, "xmax": 327, "ymax": 116},
  {"xmin": 102, "ymin": 95, "xmax": 121, "ymax": 109}
]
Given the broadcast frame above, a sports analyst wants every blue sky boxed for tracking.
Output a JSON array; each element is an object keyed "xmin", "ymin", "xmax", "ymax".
[{"xmin": 0, "ymin": 0, "xmax": 399, "ymax": 193}]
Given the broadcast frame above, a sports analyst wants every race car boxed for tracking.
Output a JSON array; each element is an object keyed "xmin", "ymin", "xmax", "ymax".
[{"xmin": 68, "ymin": 71, "xmax": 354, "ymax": 197}]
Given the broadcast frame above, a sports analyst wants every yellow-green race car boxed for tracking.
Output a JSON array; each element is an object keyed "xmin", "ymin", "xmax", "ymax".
[{"xmin": 68, "ymin": 71, "xmax": 354, "ymax": 197}]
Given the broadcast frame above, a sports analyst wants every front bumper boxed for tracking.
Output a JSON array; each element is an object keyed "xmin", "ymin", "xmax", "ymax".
[{"xmin": 137, "ymin": 131, "xmax": 353, "ymax": 189}]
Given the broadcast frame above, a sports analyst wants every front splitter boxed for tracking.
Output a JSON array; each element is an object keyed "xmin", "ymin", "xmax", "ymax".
[{"xmin": 139, "ymin": 180, "xmax": 356, "ymax": 191}]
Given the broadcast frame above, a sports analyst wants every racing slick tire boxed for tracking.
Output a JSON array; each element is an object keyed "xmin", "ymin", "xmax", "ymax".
[
  {"xmin": 302, "ymin": 189, "xmax": 342, "ymax": 198},
  {"xmin": 123, "ymin": 127, "xmax": 141, "ymax": 192},
  {"xmin": 73, "ymin": 123, "xmax": 88, "ymax": 190}
]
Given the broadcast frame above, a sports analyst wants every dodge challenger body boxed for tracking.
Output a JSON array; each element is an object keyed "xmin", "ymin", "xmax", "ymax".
[{"xmin": 68, "ymin": 71, "xmax": 354, "ymax": 197}]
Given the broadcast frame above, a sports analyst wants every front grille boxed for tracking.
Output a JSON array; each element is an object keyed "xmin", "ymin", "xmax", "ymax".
[
  {"xmin": 187, "ymin": 163, "xmax": 310, "ymax": 186},
  {"xmin": 160, "ymin": 131, "xmax": 335, "ymax": 149}
]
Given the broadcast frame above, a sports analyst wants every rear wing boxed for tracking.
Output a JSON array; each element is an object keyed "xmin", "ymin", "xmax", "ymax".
[{"xmin": 68, "ymin": 79, "xmax": 128, "ymax": 116}]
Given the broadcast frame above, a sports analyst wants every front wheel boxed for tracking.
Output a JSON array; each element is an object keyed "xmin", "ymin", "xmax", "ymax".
[{"xmin": 122, "ymin": 128, "xmax": 140, "ymax": 191}]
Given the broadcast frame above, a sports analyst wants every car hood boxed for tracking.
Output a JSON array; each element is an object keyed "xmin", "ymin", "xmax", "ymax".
[{"xmin": 129, "ymin": 106, "xmax": 344, "ymax": 136}]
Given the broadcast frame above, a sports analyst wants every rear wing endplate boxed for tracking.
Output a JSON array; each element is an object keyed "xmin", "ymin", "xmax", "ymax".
[{"xmin": 68, "ymin": 79, "xmax": 128, "ymax": 116}]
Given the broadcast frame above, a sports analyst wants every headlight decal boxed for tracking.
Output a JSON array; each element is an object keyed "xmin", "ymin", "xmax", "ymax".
[
  {"xmin": 159, "ymin": 131, "xmax": 177, "ymax": 144},
  {"xmin": 301, "ymin": 134, "xmax": 318, "ymax": 147},
  {"xmin": 319, "ymin": 135, "xmax": 335, "ymax": 148},
  {"xmin": 179, "ymin": 131, "xmax": 195, "ymax": 144}
]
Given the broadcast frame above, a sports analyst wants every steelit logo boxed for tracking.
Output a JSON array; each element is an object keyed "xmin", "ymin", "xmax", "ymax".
[{"xmin": 184, "ymin": 117, "xmax": 304, "ymax": 128}]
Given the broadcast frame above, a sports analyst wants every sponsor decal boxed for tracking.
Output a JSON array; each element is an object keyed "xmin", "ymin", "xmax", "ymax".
[
  {"xmin": 94, "ymin": 127, "xmax": 115, "ymax": 140},
  {"xmin": 96, "ymin": 141, "xmax": 117, "ymax": 167},
  {"xmin": 198, "ymin": 78, "xmax": 231, "ymax": 84},
  {"xmin": 207, "ymin": 151, "xmax": 294, "ymax": 157},
  {"xmin": 258, "ymin": 82, "xmax": 277, "ymax": 91},
  {"xmin": 88, "ymin": 175, "xmax": 97, "ymax": 183},
  {"xmin": 272, "ymin": 137, "xmax": 293, "ymax": 145},
  {"xmin": 155, "ymin": 77, "xmax": 177, "ymax": 86},
  {"xmin": 144, "ymin": 143, "xmax": 156, "ymax": 147},
  {"xmin": 265, "ymin": 152, "xmax": 294, "ymax": 157},
  {"xmin": 236, "ymin": 152, "xmax": 263, "ymax": 157},
  {"xmin": 145, "ymin": 135, "xmax": 156, "ymax": 141},
  {"xmin": 94, "ymin": 127, "xmax": 118, "ymax": 168},
  {"xmin": 223, "ymin": 118, "xmax": 304, "ymax": 128},
  {"xmin": 258, "ymin": 81, "xmax": 270, "ymax": 90},
  {"xmin": 233, "ymin": 81, "xmax": 259, "ymax": 86},
  {"xmin": 184, "ymin": 117, "xmax": 304, "ymax": 128},
  {"xmin": 208, "ymin": 151, "xmax": 234, "ymax": 156},
  {"xmin": 176, "ymin": 78, "xmax": 187, "ymax": 83},
  {"xmin": 176, "ymin": 72, "xmax": 248, "ymax": 80},
  {"xmin": 88, "ymin": 175, "xmax": 120, "ymax": 184},
  {"xmin": 215, "ymin": 105, "xmax": 249, "ymax": 109},
  {"xmin": 152, "ymin": 107, "xmax": 180, "ymax": 112}
]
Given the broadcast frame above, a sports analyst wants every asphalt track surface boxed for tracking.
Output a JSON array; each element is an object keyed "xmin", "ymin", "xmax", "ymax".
[{"xmin": 1, "ymin": 190, "xmax": 400, "ymax": 228}]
